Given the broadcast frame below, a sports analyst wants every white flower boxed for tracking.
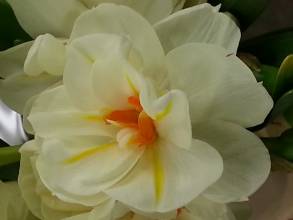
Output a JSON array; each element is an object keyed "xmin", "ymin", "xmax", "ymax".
[
  {"xmin": 0, "ymin": 0, "xmax": 189, "ymax": 115},
  {"xmin": 23, "ymin": 3, "xmax": 273, "ymax": 214},
  {"xmin": 0, "ymin": 180, "xmax": 37, "ymax": 220},
  {"xmin": 6, "ymin": 0, "xmax": 186, "ymax": 38},
  {"xmin": 19, "ymin": 140, "xmax": 242, "ymax": 220}
]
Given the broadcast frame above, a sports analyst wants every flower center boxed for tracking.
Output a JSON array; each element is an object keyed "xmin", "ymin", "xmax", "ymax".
[{"xmin": 105, "ymin": 96, "xmax": 157, "ymax": 146}]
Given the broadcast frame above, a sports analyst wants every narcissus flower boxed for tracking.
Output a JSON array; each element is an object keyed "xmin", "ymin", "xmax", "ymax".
[
  {"xmin": 19, "ymin": 139, "xmax": 241, "ymax": 220},
  {"xmin": 24, "ymin": 3, "xmax": 272, "ymax": 214},
  {"xmin": 0, "ymin": 0, "xmax": 186, "ymax": 115}
]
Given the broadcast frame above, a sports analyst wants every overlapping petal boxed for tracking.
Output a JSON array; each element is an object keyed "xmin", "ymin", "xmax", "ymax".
[
  {"xmin": 69, "ymin": 4, "xmax": 166, "ymax": 89},
  {"xmin": 106, "ymin": 139, "xmax": 223, "ymax": 212},
  {"xmin": 7, "ymin": 0, "xmax": 87, "ymax": 38},
  {"xmin": 192, "ymin": 121, "xmax": 271, "ymax": 203},
  {"xmin": 36, "ymin": 136, "xmax": 143, "ymax": 206},
  {"xmin": 28, "ymin": 85, "xmax": 117, "ymax": 138},
  {"xmin": 166, "ymin": 43, "xmax": 273, "ymax": 128},
  {"xmin": 80, "ymin": 0, "xmax": 184, "ymax": 24},
  {"xmin": 155, "ymin": 3, "xmax": 240, "ymax": 53}
]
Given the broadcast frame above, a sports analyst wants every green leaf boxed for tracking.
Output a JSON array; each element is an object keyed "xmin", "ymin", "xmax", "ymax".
[
  {"xmin": 271, "ymin": 155, "xmax": 293, "ymax": 172},
  {"xmin": 209, "ymin": 0, "xmax": 270, "ymax": 28},
  {"xmin": 259, "ymin": 64, "xmax": 278, "ymax": 96},
  {"xmin": 0, "ymin": 0, "xmax": 32, "ymax": 50},
  {"xmin": 270, "ymin": 90, "xmax": 293, "ymax": 121},
  {"xmin": 240, "ymin": 29, "xmax": 293, "ymax": 66},
  {"xmin": 262, "ymin": 129, "xmax": 293, "ymax": 162},
  {"xmin": 0, "ymin": 146, "xmax": 20, "ymax": 166},
  {"xmin": 284, "ymin": 106, "xmax": 293, "ymax": 126},
  {"xmin": 273, "ymin": 55, "xmax": 293, "ymax": 99},
  {"xmin": 0, "ymin": 162, "xmax": 19, "ymax": 181}
]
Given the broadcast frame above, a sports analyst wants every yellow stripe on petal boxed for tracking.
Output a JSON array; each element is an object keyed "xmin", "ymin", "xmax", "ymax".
[
  {"xmin": 84, "ymin": 114, "xmax": 103, "ymax": 122},
  {"xmin": 63, "ymin": 142, "xmax": 115, "ymax": 164},
  {"xmin": 155, "ymin": 101, "xmax": 173, "ymax": 121},
  {"xmin": 126, "ymin": 74, "xmax": 139, "ymax": 96},
  {"xmin": 152, "ymin": 148, "xmax": 164, "ymax": 202}
]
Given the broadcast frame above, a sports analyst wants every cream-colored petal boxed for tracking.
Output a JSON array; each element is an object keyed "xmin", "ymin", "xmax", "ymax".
[
  {"xmin": 185, "ymin": 196, "xmax": 236, "ymax": 220},
  {"xmin": 24, "ymin": 34, "xmax": 66, "ymax": 76},
  {"xmin": 192, "ymin": 121, "xmax": 271, "ymax": 203},
  {"xmin": 64, "ymin": 33, "xmax": 133, "ymax": 111},
  {"xmin": 0, "ymin": 42, "xmax": 32, "ymax": 79},
  {"xmin": 0, "ymin": 181, "xmax": 38, "ymax": 220},
  {"xmin": 155, "ymin": 3, "xmax": 240, "ymax": 53},
  {"xmin": 28, "ymin": 85, "xmax": 117, "ymax": 138},
  {"xmin": 106, "ymin": 139, "xmax": 223, "ymax": 212},
  {"xmin": 6, "ymin": 0, "xmax": 87, "ymax": 38},
  {"xmin": 36, "ymin": 136, "xmax": 142, "ymax": 206},
  {"xmin": 69, "ymin": 3, "xmax": 166, "ymax": 89},
  {"xmin": 0, "ymin": 72, "xmax": 60, "ymax": 113},
  {"xmin": 80, "ymin": 0, "xmax": 179, "ymax": 24},
  {"xmin": 166, "ymin": 43, "xmax": 273, "ymax": 128},
  {"xmin": 91, "ymin": 50, "xmax": 144, "ymax": 110},
  {"xmin": 151, "ymin": 90, "xmax": 192, "ymax": 149}
]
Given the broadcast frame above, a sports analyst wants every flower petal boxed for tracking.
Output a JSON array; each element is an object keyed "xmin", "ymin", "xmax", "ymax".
[
  {"xmin": 6, "ymin": 0, "xmax": 87, "ymax": 38},
  {"xmin": 166, "ymin": 43, "xmax": 273, "ymax": 128},
  {"xmin": 80, "ymin": 0, "xmax": 180, "ymax": 24},
  {"xmin": 69, "ymin": 3, "xmax": 166, "ymax": 88},
  {"xmin": 0, "ymin": 181, "xmax": 36, "ymax": 220},
  {"xmin": 0, "ymin": 42, "xmax": 32, "ymax": 79},
  {"xmin": 0, "ymin": 72, "xmax": 60, "ymax": 113},
  {"xmin": 185, "ymin": 196, "xmax": 236, "ymax": 220},
  {"xmin": 154, "ymin": 3, "xmax": 240, "ymax": 53},
  {"xmin": 64, "ymin": 33, "xmax": 134, "ymax": 111},
  {"xmin": 106, "ymin": 139, "xmax": 223, "ymax": 212},
  {"xmin": 142, "ymin": 89, "xmax": 192, "ymax": 149},
  {"xmin": 24, "ymin": 34, "xmax": 66, "ymax": 76},
  {"xmin": 28, "ymin": 85, "xmax": 117, "ymax": 138},
  {"xmin": 36, "ymin": 136, "xmax": 143, "ymax": 206},
  {"xmin": 192, "ymin": 121, "xmax": 271, "ymax": 203},
  {"xmin": 91, "ymin": 53, "xmax": 144, "ymax": 110}
]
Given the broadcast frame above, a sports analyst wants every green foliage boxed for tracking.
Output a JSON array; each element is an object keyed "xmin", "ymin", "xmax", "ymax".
[
  {"xmin": 0, "ymin": 0, "xmax": 31, "ymax": 51},
  {"xmin": 241, "ymin": 29, "xmax": 293, "ymax": 66},
  {"xmin": 0, "ymin": 162, "xmax": 19, "ymax": 181},
  {"xmin": 262, "ymin": 129, "xmax": 293, "ymax": 162},
  {"xmin": 209, "ymin": 0, "xmax": 270, "ymax": 28},
  {"xmin": 0, "ymin": 146, "xmax": 20, "ymax": 166}
]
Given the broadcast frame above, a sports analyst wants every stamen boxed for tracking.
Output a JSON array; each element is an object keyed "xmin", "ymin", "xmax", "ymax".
[
  {"xmin": 136, "ymin": 111, "xmax": 157, "ymax": 145},
  {"xmin": 105, "ymin": 109, "xmax": 139, "ymax": 127},
  {"xmin": 128, "ymin": 96, "xmax": 142, "ymax": 112},
  {"xmin": 152, "ymin": 148, "xmax": 164, "ymax": 202}
]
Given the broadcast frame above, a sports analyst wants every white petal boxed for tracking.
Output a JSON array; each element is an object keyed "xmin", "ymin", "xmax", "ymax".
[
  {"xmin": 64, "ymin": 33, "xmax": 133, "ymax": 111},
  {"xmin": 154, "ymin": 3, "xmax": 240, "ymax": 53},
  {"xmin": 63, "ymin": 199, "xmax": 115, "ymax": 220},
  {"xmin": 24, "ymin": 34, "xmax": 66, "ymax": 76},
  {"xmin": 91, "ymin": 49, "xmax": 144, "ymax": 110},
  {"xmin": 6, "ymin": 0, "xmax": 87, "ymax": 38},
  {"xmin": 106, "ymin": 139, "xmax": 223, "ymax": 212},
  {"xmin": 185, "ymin": 196, "xmax": 236, "ymax": 220},
  {"xmin": 80, "ymin": 0, "xmax": 178, "ymax": 24},
  {"xmin": 36, "ymin": 136, "xmax": 142, "ymax": 206},
  {"xmin": 0, "ymin": 72, "xmax": 60, "ymax": 113},
  {"xmin": 19, "ymin": 140, "xmax": 43, "ymax": 219},
  {"xmin": 142, "ymin": 89, "xmax": 192, "ymax": 149},
  {"xmin": 0, "ymin": 42, "xmax": 32, "ymax": 79},
  {"xmin": 166, "ymin": 43, "xmax": 273, "ymax": 128},
  {"xmin": 0, "ymin": 181, "xmax": 36, "ymax": 220},
  {"xmin": 192, "ymin": 121, "xmax": 271, "ymax": 203},
  {"xmin": 70, "ymin": 3, "xmax": 166, "ymax": 88},
  {"xmin": 28, "ymin": 85, "xmax": 117, "ymax": 138}
]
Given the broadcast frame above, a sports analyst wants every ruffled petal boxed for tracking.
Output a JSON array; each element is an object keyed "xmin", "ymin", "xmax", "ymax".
[
  {"xmin": 154, "ymin": 3, "xmax": 240, "ymax": 53},
  {"xmin": 106, "ymin": 139, "xmax": 223, "ymax": 212},
  {"xmin": 192, "ymin": 121, "xmax": 271, "ymax": 203},
  {"xmin": 166, "ymin": 43, "xmax": 273, "ymax": 128},
  {"xmin": 6, "ymin": 0, "xmax": 87, "ymax": 38},
  {"xmin": 36, "ymin": 136, "xmax": 142, "ymax": 206}
]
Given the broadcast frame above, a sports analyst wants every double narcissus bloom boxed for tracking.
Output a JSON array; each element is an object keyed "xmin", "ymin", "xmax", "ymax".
[{"xmin": 1, "ymin": 2, "xmax": 274, "ymax": 220}]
